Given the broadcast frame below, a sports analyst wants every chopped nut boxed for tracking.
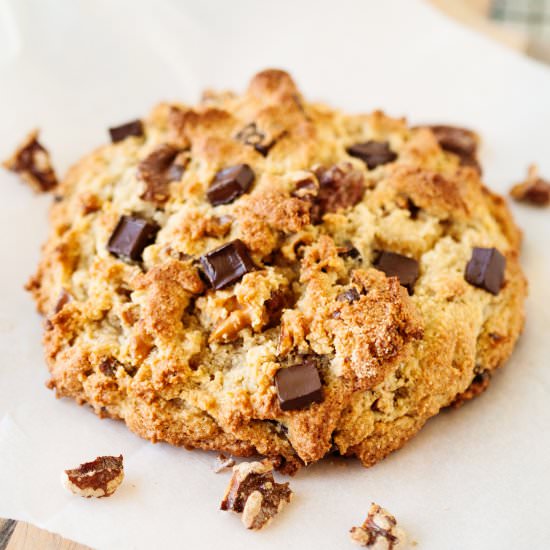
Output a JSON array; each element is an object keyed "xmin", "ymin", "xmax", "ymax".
[
  {"xmin": 3, "ymin": 129, "xmax": 58, "ymax": 192},
  {"xmin": 62, "ymin": 455, "xmax": 124, "ymax": 498},
  {"xmin": 138, "ymin": 144, "xmax": 188, "ymax": 204},
  {"xmin": 213, "ymin": 453, "xmax": 235, "ymax": 473},
  {"xmin": 311, "ymin": 163, "xmax": 365, "ymax": 222},
  {"xmin": 209, "ymin": 308, "xmax": 252, "ymax": 343},
  {"xmin": 350, "ymin": 503, "xmax": 407, "ymax": 548},
  {"xmin": 510, "ymin": 164, "xmax": 550, "ymax": 206},
  {"xmin": 220, "ymin": 461, "xmax": 292, "ymax": 530}
]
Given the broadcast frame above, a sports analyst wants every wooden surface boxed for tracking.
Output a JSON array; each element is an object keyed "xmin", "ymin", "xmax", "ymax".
[
  {"xmin": 0, "ymin": 2, "xmax": 531, "ymax": 549},
  {"xmin": 0, "ymin": 519, "xmax": 89, "ymax": 550}
]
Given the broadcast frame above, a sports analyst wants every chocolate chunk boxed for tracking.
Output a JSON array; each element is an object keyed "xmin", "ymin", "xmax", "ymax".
[
  {"xmin": 200, "ymin": 239, "xmax": 255, "ymax": 289},
  {"xmin": 107, "ymin": 215, "xmax": 159, "ymax": 262},
  {"xmin": 465, "ymin": 247, "xmax": 505, "ymax": 295},
  {"xmin": 207, "ymin": 164, "xmax": 255, "ymax": 206},
  {"xmin": 275, "ymin": 359, "xmax": 323, "ymax": 411},
  {"xmin": 425, "ymin": 125, "xmax": 481, "ymax": 174},
  {"xmin": 220, "ymin": 461, "xmax": 292, "ymax": 530},
  {"xmin": 374, "ymin": 251, "xmax": 419, "ymax": 295},
  {"xmin": 235, "ymin": 123, "xmax": 275, "ymax": 156},
  {"xmin": 346, "ymin": 140, "xmax": 397, "ymax": 169},
  {"xmin": 63, "ymin": 456, "xmax": 124, "ymax": 498},
  {"xmin": 138, "ymin": 145, "xmax": 187, "ymax": 204},
  {"xmin": 510, "ymin": 165, "xmax": 550, "ymax": 206},
  {"xmin": 336, "ymin": 288, "xmax": 360, "ymax": 303},
  {"xmin": 3, "ymin": 130, "xmax": 58, "ymax": 192},
  {"xmin": 312, "ymin": 163, "xmax": 365, "ymax": 222},
  {"xmin": 108, "ymin": 119, "xmax": 144, "ymax": 143}
]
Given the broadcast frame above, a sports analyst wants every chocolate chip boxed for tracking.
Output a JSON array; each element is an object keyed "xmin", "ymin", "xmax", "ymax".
[
  {"xmin": 107, "ymin": 215, "xmax": 159, "ymax": 262},
  {"xmin": 200, "ymin": 239, "xmax": 255, "ymax": 289},
  {"xmin": 235, "ymin": 123, "xmax": 275, "ymax": 156},
  {"xmin": 274, "ymin": 359, "xmax": 323, "ymax": 411},
  {"xmin": 138, "ymin": 145, "xmax": 188, "ymax": 204},
  {"xmin": 346, "ymin": 141, "xmax": 397, "ymax": 169},
  {"xmin": 108, "ymin": 120, "xmax": 144, "ymax": 143},
  {"xmin": 374, "ymin": 251, "xmax": 419, "ymax": 294},
  {"xmin": 465, "ymin": 247, "xmax": 505, "ymax": 295},
  {"xmin": 336, "ymin": 288, "xmax": 360, "ymax": 303},
  {"xmin": 425, "ymin": 125, "xmax": 481, "ymax": 173},
  {"xmin": 207, "ymin": 164, "xmax": 255, "ymax": 206}
]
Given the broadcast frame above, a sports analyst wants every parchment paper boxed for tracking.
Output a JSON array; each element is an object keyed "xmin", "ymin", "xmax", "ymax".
[{"xmin": 1, "ymin": 1, "xmax": 549, "ymax": 548}]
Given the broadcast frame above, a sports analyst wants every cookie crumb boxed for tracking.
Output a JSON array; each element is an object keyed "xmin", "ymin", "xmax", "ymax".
[
  {"xmin": 3, "ymin": 129, "xmax": 58, "ymax": 192},
  {"xmin": 220, "ymin": 461, "xmax": 292, "ymax": 530},
  {"xmin": 510, "ymin": 164, "xmax": 550, "ymax": 206},
  {"xmin": 213, "ymin": 453, "xmax": 235, "ymax": 473},
  {"xmin": 350, "ymin": 503, "xmax": 407, "ymax": 548},
  {"xmin": 62, "ymin": 455, "xmax": 124, "ymax": 498}
]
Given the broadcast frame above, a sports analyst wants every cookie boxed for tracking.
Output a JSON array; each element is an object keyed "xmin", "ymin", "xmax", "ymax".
[{"xmin": 26, "ymin": 69, "xmax": 527, "ymax": 474}]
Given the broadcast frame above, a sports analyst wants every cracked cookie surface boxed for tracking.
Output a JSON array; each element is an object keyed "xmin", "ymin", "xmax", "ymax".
[{"xmin": 27, "ymin": 69, "xmax": 526, "ymax": 473}]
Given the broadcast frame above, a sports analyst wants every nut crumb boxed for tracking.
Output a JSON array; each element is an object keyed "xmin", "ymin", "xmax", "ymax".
[
  {"xmin": 350, "ymin": 503, "xmax": 407, "ymax": 548},
  {"xmin": 220, "ymin": 461, "xmax": 292, "ymax": 530},
  {"xmin": 213, "ymin": 453, "xmax": 235, "ymax": 473},
  {"xmin": 62, "ymin": 455, "xmax": 124, "ymax": 498},
  {"xmin": 2, "ymin": 129, "xmax": 58, "ymax": 192},
  {"xmin": 510, "ymin": 164, "xmax": 550, "ymax": 206}
]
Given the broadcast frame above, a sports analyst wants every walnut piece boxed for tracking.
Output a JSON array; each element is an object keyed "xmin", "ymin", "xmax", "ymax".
[
  {"xmin": 220, "ymin": 461, "xmax": 292, "ymax": 530},
  {"xmin": 510, "ymin": 164, "xmax": 550, "ymax": 206},
  {"xmin": 3, "ymin": 129, "xmax": 58, "ymax": 192},
  {"xmin": 62, "ymin": 455, "xmax": 124, "ymax": 498},
  {"xmin": 350, "ymin": 503, "xmax": 407, "ymax": 548}
]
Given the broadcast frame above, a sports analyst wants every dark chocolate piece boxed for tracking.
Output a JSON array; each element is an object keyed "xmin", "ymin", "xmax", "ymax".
[
  {"xmin": 207, "ymin": 164, "xmax": 255, "ymax": 206},
  {"xmin": 199, "ymin": 239, "xmax": 255, "ymax": 289},
  {"xmin": 374, "ymin": 251, "xmax": 419, "ymax": 294},
  {"xmin": 107, "ymin": 215, "xmax": 159, "ymax": 262},
  {"xmin": 465, "ymin": 247, "xmax": 505, "ymax": 295},
  {"xmin": 336, "ymin": 288, "xmax": 360, "ymax": 303},
  {"xmin": 346, "ymin": 140, "xmax": 397, "ymax": 169},
  {"xmin": 108, "ymin": 120, "xmax": 144, "ymax": 143},
  {"xmin": 275, "ymin": 359, "xmax": 323, "ymax": 411},
  {"xmin": 424, "ymin": 125, "xmax": 481, "ymax": 174}
]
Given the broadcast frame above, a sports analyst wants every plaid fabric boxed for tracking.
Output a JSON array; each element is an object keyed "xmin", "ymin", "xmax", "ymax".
[{"xmin": 491, "ymin": 0, "xmax": 550, "ymax": 54}]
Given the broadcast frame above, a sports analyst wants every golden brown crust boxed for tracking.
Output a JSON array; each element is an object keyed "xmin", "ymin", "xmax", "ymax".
[{"xmin": 27, "ymin": 69, "xmax": 527, "ymax": 473}]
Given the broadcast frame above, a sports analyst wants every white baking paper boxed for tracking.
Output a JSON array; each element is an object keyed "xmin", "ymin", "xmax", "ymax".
[{"xmin": 1, "ymin": 1, "xmax": 549, "ymax": 548}]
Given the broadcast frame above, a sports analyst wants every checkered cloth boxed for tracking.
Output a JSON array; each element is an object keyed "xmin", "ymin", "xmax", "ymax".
[{"xmin": 491, "ymin": 0, "xmax": 550, "ymax": 61}]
